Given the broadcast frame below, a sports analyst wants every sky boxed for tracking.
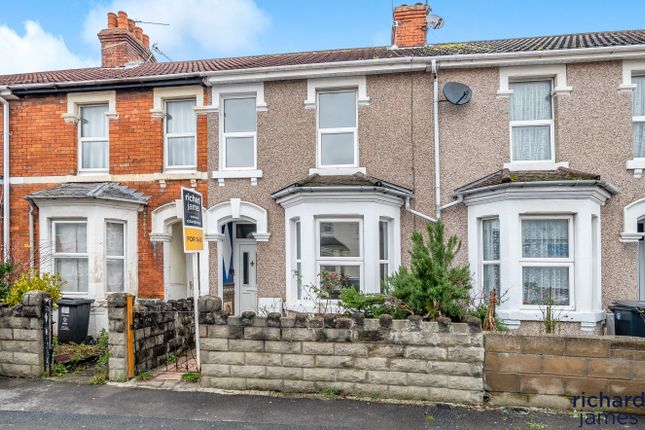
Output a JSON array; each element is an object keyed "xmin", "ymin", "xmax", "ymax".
[{"xmin": 2, "ymin": 0, "xmax": 645, "ymax": 74}]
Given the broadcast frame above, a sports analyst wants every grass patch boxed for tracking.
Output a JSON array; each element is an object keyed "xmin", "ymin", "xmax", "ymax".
[
  {"xmin": 526, "ymin": 422, "xmax": 547, "ymax": 430},
  {"xmin": 136, "ymin": 370, "xmax": 153, "ymax": 381},
  {"xmin": 51, "ymin": 363, "xmax": 68, "ymax": 376},
  {"xmin": 426, "ymin": 415, "xmax": 435, "ymax": 425},
  {"xmin": 181, "ymin": 371, "xmax": 200, "ymax": 383},
  {"xmin": 162, "ymin": 354, "xmax": 177, "ymax": 365},
  {"xmin": 319, "ymin": 387, "xmax": 342, "ymax": 399}
]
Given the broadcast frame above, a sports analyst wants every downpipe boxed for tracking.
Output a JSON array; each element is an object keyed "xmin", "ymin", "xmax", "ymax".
[
  {"xmin": 0, "ymin": 95, "xmax": 9, "ymax": 261},
  {"xmin": 432, "ymin": 59, "xmax": 441, "ymax": 221}
]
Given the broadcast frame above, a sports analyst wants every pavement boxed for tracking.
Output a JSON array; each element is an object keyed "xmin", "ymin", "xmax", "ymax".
[{"xmin": 1, "ymin": 377, "xmax": 644, "ymax": 429}]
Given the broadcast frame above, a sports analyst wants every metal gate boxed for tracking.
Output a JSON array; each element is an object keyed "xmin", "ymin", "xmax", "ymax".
[{"xmin": 42, "ymin": 296, "xmax": 53, "ymax": 375}]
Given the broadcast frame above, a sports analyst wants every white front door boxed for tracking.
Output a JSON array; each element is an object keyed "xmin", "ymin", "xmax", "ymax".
[{"xmin": 236, "ymin": 243, "xmax": 257, "ymax": 313}]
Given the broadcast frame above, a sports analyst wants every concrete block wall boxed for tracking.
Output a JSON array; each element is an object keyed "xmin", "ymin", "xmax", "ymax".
[
  {"xmin": 0, "ymin": 291, "xmax": 50, "ymax": 378},
  {"xmin": 485, "ymin": 333, "xmax": 645, "ymax": 412},
  {"xmin": 107, "ymin": 293, "xmax": 129, "ymax": 381},
  {"xmin": 133, "ymin": 298, "xmax": 195, "ymax": 373},
  {"xmin": 198, "ymin": 299, "xmax": 485, "ymax": 404}
]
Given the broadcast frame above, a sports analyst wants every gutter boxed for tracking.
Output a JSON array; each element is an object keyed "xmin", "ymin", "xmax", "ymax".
[
  {"xmin": 0, "ymin": 94, "xmax": 9, "ymax": 261},
  {"xmin": 453, "ymin": 179, "xmax": 620, "ymax": 198}
]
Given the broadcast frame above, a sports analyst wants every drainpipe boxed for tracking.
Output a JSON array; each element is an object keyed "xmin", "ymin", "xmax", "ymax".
[
  {"xmin": 28, "ymin": 200, "xmax": 35, "ymax": 270},
  {"xmin": 405, "ymin": 196, "xmax": 437, "ymax": 223},
  {"xmin": 431, "ymin": 59, "xmax": 441, "ymax": 220},
  {"xmin": 0, "ymin": 94, "xmax": 9, "ymax": 261}
]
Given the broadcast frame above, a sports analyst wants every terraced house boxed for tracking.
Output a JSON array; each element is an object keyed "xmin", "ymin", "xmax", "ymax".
[{"xmin": 1, "ymin": 4, "xmax": 645, "ymax": 335}]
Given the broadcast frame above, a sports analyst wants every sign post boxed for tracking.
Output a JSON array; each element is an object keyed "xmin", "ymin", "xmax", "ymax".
[{"xmin": 181, "ymin": 187, "xmax": 204, "ymax": 370}]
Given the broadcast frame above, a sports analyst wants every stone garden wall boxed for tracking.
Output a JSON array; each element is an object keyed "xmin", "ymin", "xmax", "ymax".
[
  {"xmin": 484, "ymin": 333, "xmax": 645, "ymax": 413},
  {"xmin": 107, "ymin": 293, "xmax": 196, "ymax": 381},
  {"xmin": 0, "ymin": 291, "xmax": 50, "ymax": 378},
  {"xmin": 198, "ymin": 297, "xmax": 485, "ymax": 404}
]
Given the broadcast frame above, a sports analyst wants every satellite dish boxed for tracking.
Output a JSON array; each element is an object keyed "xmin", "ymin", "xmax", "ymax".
[
  {"xmin": 427, "ymin": 13, "xmax": 445, "ymax": 30},
  {"xmin": 442, "ymin": 82, "xmax": 472, "ymax": 105}
]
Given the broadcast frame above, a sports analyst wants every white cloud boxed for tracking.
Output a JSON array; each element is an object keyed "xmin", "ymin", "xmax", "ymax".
[
  {"xmin": 82, "ymin": 0, "xmax": 270, "ymax": 59},
  {"xmin": 0, "ymin": 21, "xmax": 97, "ymax": 74}
]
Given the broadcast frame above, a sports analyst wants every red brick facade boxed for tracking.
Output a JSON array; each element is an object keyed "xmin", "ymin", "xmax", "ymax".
[
  {"xmin": 0, "ymin": 87, "xmax": 209, "ymax": 299},
  {"xmin": 391, "ymin": 4, "xmax": 428, "ymax": 48}
]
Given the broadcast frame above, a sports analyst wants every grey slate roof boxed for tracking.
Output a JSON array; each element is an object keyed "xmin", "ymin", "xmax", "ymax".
[
  {"xmin": 272, "ymin": 173, "xmax": 412, "ymax": 199},
  {"xmin": 453, "ymin": 167, "xmax": 618, "ymax": 197},
  {"xmin": 2, "ymin": 28, "xmax": 645, "ymax": 87},
  {"xmin": 27, "ymin": 182, "xmax": 150, "ymax": 204}
]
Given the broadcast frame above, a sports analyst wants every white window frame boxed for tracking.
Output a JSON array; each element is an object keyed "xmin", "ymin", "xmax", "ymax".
[
  {"xmin": 633, "ymin": 75, "xmax": 645, "ymax": 150},
  {"xmin": 378, "ymin": 218, "xmax": 392, "ymax": 290},
  {"xmin": 220, "ymin": 94, "xmax": 258, "ymax": 172},
  {"xmin": 480, "ymin": 217, "xmax": 500, "ymax": 303},
  {"xmin": 626, "ymin": 73, "xmax": 645, "ymax": 177},
  {"xmin": 508, "ymin": 78, "xmax": 556, "ymax": 165},
  {"xmin": 78, "ymin": 103, "xmax": 110, "ymax": 175},
  {"xmin": 315, "ymin": 217, "xmax": 364, "ymax": 294},
  {"xmin": 316, "ymin": 89, "xmax": 359, "ymax": 169},
  {"xmin": 52, "ymin": 220, "xmax": 89, "ymax": 295},
  {"xmin": 519, "ymin": 215, "xmax": 575, "ymax": 310},
  {"xmin": 163, "ymin": 98, "xmax": 197, "ymax": 172},
  {"xmin": 291, "ymin": 218, "xmax": 303, "ymax": 300},
  {"xmin": 105, "ymin": 220, "xmax": 127, "ymax": 293}
]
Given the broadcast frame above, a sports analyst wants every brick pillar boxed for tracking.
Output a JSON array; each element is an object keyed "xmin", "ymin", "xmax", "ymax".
[{"xmin": 107, "ymin": 293, "xmax": 132, "ymax": 381}]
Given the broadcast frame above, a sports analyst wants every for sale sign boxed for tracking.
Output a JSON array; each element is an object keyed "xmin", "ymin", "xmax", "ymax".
[{"xmin": 181, "ymin": 187, "xmax": 204, "ymax": 253}]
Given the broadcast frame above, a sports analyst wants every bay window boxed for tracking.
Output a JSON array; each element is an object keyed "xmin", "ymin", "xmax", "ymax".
[
  {"xmin": 79, "ymin": 104, "xmax": 109, "ymax": 173},
  {"xmin": 632, "ymin": 76, "xmax": 645, "ymax": 158},
  {"xmin": 521, "ymin": 217, "xmax": 572, "ymax": 306},
  {"xmin": 379, "ymin": 219, "xmax": 390, "ymax": 291},
  {"xmin": 509, "ymin": 80, "xmax": 554, "ymax": 162},
  {"xmin": 106, "ymin": 221, "xmax": 126, "ymax": 293},
  {"xmin": 222, "ymin": 96, "xmax": 257, "ymax": 169},
  {"xmin": 53, "ymin": 221, "xmax": 89, "ymax": 293},
  {"xmin": 481, "ymin": 218, "xmax": 500, "ymax": 302},
  {"xmin": 293, "ymin": 220, "xmax": 303, "ymax": 300},
  {"xmin": 317, "ymin": 90, "xmax": 358, "ymax": 167},
  {"xmin": 165, "ymin": 99, "xmax": 196, "ymax": 170}
]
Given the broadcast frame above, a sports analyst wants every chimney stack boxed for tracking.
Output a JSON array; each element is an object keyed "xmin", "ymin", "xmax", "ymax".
[
  {"xmin": 391, "ymin": 3, "xmax": 429, "ymax": 48},
  {"xmin": 98, "ymin": 10, "xmax": 156, "ymax": 68}
]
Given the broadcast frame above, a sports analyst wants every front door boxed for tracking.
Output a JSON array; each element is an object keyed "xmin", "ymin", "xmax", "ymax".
[{"xmin": 236, "ymin": 243, "xmax": 257, "ymax": 313}]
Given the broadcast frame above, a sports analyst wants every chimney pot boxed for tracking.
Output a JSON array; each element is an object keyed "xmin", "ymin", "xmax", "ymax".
[
  {"xmin": 107, "ymin": 12, "xmax": 118, "ymax": 29},
  {"xmin": 127, "ymin": 19, "xmax": 135, "ymax": 33},
  {"xmin": 142, "ymin": 34, "xmax": 150, "ymax": 48},
  {"xmin": 117, "ymin": 11, "xmax": 128, "ymax": 28},
  {"xmin": 134, "ymin": 26, "xmax": 143, "ymax": 41}
]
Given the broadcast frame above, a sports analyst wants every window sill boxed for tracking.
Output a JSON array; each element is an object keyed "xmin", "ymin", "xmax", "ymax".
[
  {"xmin": 212, "ymin": 169, "xmax": 263, "ymax": 186},
  {"xmin": 626, "ymin": 159, "xmax": 645, "ymax": 178},
  {"xmin": 309, "ymin": 167, "xmax": 366, "ymax": 176},
  {"xmin": 503, "ymin": 161, "xmax": 569, "ymax": 171}
]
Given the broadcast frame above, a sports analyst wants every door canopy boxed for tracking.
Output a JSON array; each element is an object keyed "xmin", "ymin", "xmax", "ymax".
[{"xmin": 206, "ymin": 198, "xmax": 270, "ymax": 241}]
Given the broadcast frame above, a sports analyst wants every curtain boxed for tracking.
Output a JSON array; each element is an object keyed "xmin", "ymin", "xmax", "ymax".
[
  {"xmin": 166, "ymin": 99, "xmax": 196, "ymax": 133},
  {"xmin": 319, "ymin": 90, "xmax": 357, "ymax": 128},
  {"xmin": 482, "ymin": 219, "xmax": 500, "ymax": 261},
  {"xmin": 56, "ymin": 258, "xmax": 89, "ymax": 293},
  {"xmin": 225, "ymin": 136, "xmax": 254, "ymax": 168},
  {"xmin": 80, "ymin": 105, "xmax": 108, "ymax": 138},
  {"xmin": 81, "ymin": 140, "xmax": 107, "ymax": 169},
  {"xmin": 106, "ymin": 222, "xmax": 124, "ymax": 257},
  {"xmin": 224, "ymin": 97, "xmax": 256, "ymax": 133},
  {"xmin": 633, "ymin": 77, "xmax": 645, "ymax": 157},
  {"xmin": 522, "ymin": 266, "xmax": 569, "ymax": 305},
  {"xmin": 512, "ymin": 126, "xmax": 551, "ymax": 160},
  {"xmin": 510, "ymin": 81, "xmax": 552, "ymax": 121},
  {"xmin": 483, "ymin": 264, "xmax": 500, "ymax": 300},
  {"xmin": 522, "ymin": 219, "xmax": 568, "ymax": 258},
  {"xmin": 55, "ymin": 223, "xmax": 87, "ymax": 253},
  {"xmin": 167, "ymin": 136, "xmax": 196, "ymax": 167},
  {"xmin": 106, "ymin": 260, "xmax": 124, "ymax": 293}
]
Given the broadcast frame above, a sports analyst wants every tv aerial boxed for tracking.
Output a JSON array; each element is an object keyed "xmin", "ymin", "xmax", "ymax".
[{"xmin": 442, "ymin": 82, "xmax": 472, "ymax": 105}]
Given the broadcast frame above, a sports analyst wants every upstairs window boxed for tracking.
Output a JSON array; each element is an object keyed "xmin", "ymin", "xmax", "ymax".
[
  {"xmin": 53, "ymin": 221, "xmax": 89, "ymax": 293},
  {"xmin": 222, "ymin": 97, "xmax": 257, "ymax": 169},
  {"xmin": 509, "ymin": 80, "xmax": 554, "ymax": 162},
  {"xmin": 317, "ymin": 90, "xmax": 357, "ymax": 167},
  {"xmin": 165, "ymin": 99, "xmax": 196, "ymax": 170},
  {"xmin": 632, "ymin": 76, "xmax": 645, "ymax": 158},
  {"xmin": 79, "ymin": 104, "xmax": 109, "ymax": 173}
]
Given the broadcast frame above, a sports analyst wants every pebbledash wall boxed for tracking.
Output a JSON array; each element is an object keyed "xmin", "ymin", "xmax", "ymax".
[
  {"xmin": 0, "ymin": 292, "xmax": 50, "ymax": 378},
  {"xmin": 197, "ymin": 297, "xmax": 486, "ymax": 404}
]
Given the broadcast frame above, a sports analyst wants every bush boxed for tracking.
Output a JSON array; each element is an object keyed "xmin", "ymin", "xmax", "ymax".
[
  {"xmin": 2, "ymin": 271, "xmax": 64, "ymax": 307},
  {"xmin": 340, "ymin": 221, "xmax": 472, "ymax": 321}
]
